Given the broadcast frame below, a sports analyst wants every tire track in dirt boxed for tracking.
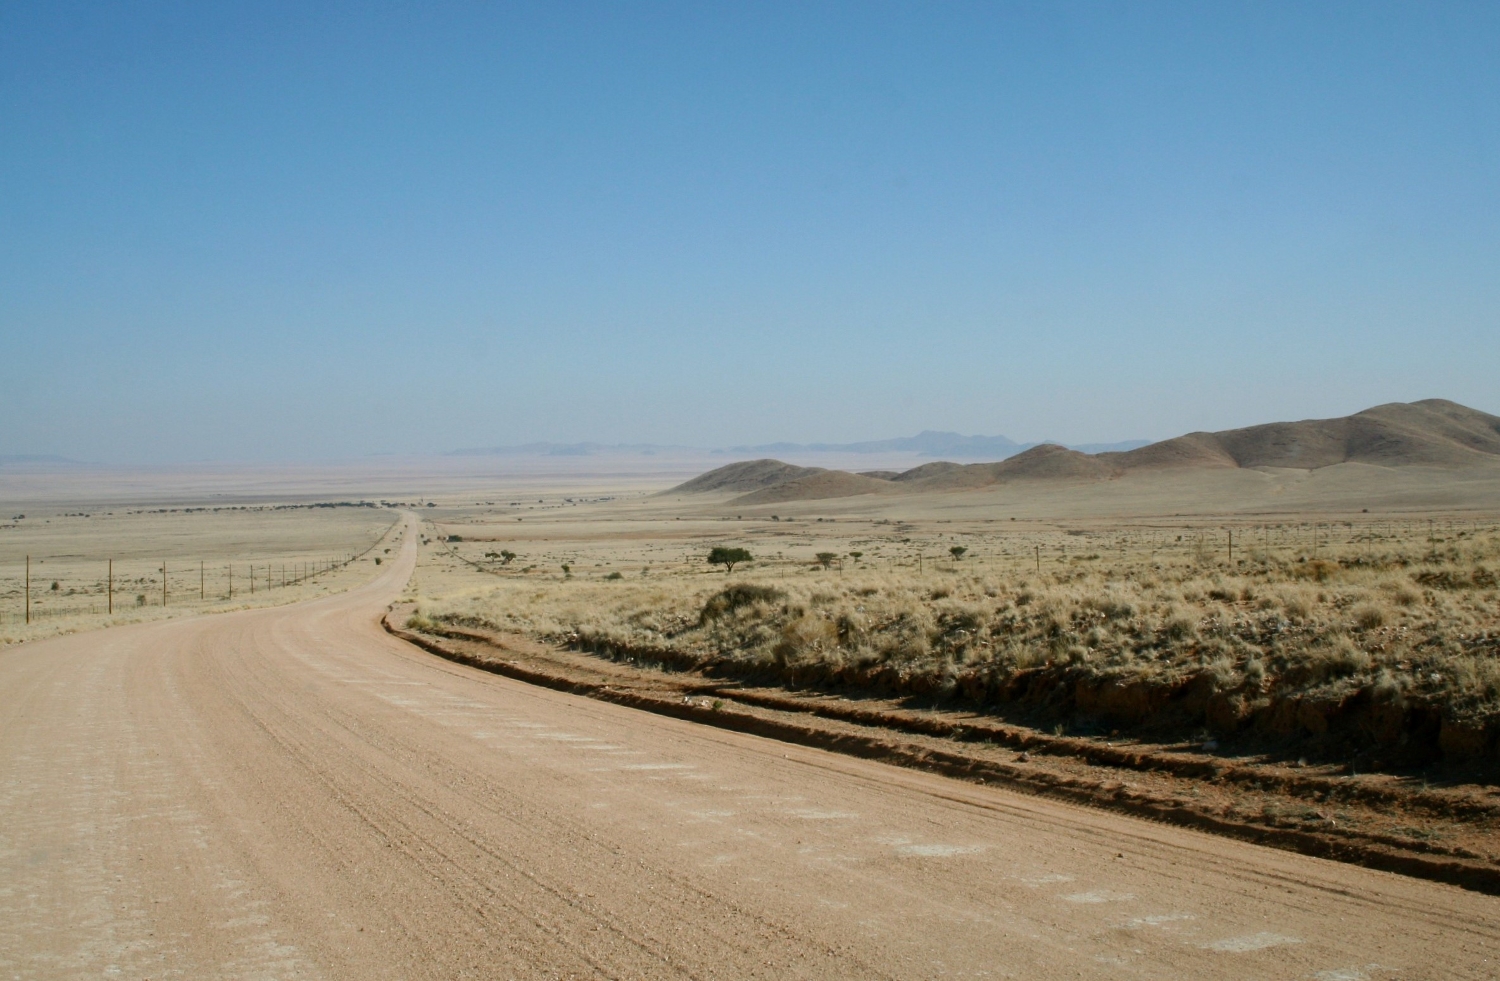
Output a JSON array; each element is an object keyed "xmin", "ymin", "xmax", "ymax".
[{"xmin": 4, "ymin": 514, "xmax": 1500, "ymax": 979}]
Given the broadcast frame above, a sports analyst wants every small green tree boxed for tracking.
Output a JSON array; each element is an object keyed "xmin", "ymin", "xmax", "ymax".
[
  {"xmin": 815, "ymin": 552, "xmax": 838, "ymax": 569},
  {"xmin": 707, "ymin": 546, "xmax": 752, "ymax": 574},
  {"xmin": 848, "ymin": 551, "xmax": 863, "ymax": 561},
  {"xmin": 949, "ymin": 545, "xmax": 967, "ymax": 560}
]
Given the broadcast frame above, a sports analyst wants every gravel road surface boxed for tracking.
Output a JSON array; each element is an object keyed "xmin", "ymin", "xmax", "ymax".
[{"xmin": 3, "ymin": 516, "xmax": 1497, "ymax": 979}]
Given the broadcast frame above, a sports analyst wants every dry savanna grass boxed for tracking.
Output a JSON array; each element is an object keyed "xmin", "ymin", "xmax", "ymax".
[{"xmin": 416, "ymin": 507, "xmax": 1500, "ymax": 770}]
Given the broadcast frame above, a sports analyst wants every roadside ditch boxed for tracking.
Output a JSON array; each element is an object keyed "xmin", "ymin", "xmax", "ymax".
[{"xmin": 385, "ymin": 604, "xmax": 1500, "ymax": 896}]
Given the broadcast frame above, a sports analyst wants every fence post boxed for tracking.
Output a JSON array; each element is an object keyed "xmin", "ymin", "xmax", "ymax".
[
  {"xmin": 163, "ymin": 562, "xmax": 168, "ymax": 608},
  {"xmin": 25, "ymin": 555, "xmax": 30, "ymax": 624},
  {"xmin": 108, "ymin": 559, "xmax": 113, "ymax": 614}
]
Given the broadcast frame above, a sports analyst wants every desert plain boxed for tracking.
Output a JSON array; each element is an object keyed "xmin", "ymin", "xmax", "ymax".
[{"xmin": 6, "ymin": 400, "xmax": 1500, "ymax": 978}]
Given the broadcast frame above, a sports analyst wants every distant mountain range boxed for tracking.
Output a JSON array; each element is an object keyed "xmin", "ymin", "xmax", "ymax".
[
  {"xmin": 447, "ymin": 442, "xmax": 693, "ymax": 457},
  {"xmin": 448, "ymin": 432, "xmax": 1148, "ymax": 459},
  {"xmin": 669, "ymin": 400, "xmax": 1500, "ymax": 505},
  {"xmin": 0, "ymin": 454, "xmax": 82, "ymax": 467},
  {"xmin": 728, "ymin": 432, "xmax": 1149, "ymax": 458}
]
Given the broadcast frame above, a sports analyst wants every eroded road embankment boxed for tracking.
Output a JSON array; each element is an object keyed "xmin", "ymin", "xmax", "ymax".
[
  {"xmin": 390, "ymin": 615, "xmax": 1500, "ymax": 895},
  {"xmin": 3, "ymin": 516, "xmax": 1499, "ymax": 979}
]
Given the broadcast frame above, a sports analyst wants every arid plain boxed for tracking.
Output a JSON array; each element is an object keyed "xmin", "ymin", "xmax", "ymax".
[{"xmin": 6, "ymin": 401, "xmax": 1500, "ymax": 978}]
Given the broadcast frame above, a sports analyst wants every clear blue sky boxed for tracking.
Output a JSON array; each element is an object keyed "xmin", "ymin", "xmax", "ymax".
[{"xmin": 3, "ymin": 2, "xmax": 1497, "ymax": 462}]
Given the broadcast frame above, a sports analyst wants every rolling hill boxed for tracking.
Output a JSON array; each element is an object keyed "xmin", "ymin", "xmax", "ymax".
[
  {"xmin": 666, "ymin": 400, "xmax": 1500, "ymax": 504},
  {"xmin": 668, "ymin": 459, "xmax": 827, "ymax": 494}
]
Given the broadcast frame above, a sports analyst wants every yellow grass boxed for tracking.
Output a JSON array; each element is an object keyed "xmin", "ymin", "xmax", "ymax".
[{"xmin": 412, "ymin": 500, "xmax": 1500, "ymax": 761}]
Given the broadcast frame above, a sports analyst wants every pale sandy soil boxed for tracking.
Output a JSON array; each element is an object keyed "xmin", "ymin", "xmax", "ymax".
[
  {"xmin": 0, "ymin": 503, "xmax": 403, "ymax": 647},
  {"xmin": 4, "ymin": 514, "xmax": 1499, "ymax": 978}
]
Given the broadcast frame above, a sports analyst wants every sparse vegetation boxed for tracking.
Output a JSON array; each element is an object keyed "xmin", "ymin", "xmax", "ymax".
[
  {"xmin": 1, "ymin": 506, "xmax": 400, "ymax": 645},
  {"xmin": 419, "ymin": 522, "xmax": 1500, "ymax": 769}
]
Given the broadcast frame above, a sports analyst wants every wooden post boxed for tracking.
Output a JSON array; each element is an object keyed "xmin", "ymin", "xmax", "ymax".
[
  {"xmin": 1227, "ymin": 529, "xmax": 1232, "ymax": 566},
  {"xmin": 25, "ymin": 555, "xmax": 30, "ymax": 624},
  {"xmin": 201, "ymin": 560, "xmax": 205, "ymax": 600},
  {"xmin": 1035, "ymin": 545, "xmax": 1040, "ymax": 574},
  {"xmin": 228, "ymin": 564, "xmax": 232, "ymax": 600},
  {"xmin": 162, "ymin": 562, "xmax": 168, "ymax": 607},
  {"xmin": 108, "ymin": 559, "xmax": 113, "ymax": 614},
  {"xmin": 250, "ymin": 565, "xmax": 254, "ymax": 595}
]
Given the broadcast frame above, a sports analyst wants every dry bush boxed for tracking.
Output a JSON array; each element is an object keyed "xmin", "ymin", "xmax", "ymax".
[{"xmin": 421, "ymin": 522, "xmax": 1500, "ymax": 758}]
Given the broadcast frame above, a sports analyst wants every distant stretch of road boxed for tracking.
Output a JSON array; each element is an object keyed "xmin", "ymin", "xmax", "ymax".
[{"xmin": 3, "ymin": 514, "xmax": 1496, "ymax": 979}]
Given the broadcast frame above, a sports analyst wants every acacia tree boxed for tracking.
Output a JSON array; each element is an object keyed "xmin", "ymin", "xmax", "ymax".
[
  {"xmin": 815, "ymin": 552, "xmax": 838, "ymax": 569},
  {"xmin": 949, "ymin": 546, "xmax": 967, "ymax": 560},
  {"xmin": 707, "ymin": 546, "xmax": 752, "ymax": 574}
]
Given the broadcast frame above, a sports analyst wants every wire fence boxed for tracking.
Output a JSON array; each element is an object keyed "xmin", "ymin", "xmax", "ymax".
[{"xmin": 0, "ymin": 532, "xmax": 399, "ymax": 628}]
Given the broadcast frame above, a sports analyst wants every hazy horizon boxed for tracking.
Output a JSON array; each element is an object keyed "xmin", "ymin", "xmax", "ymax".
[
  {"xmin": 4, "ymin": 4, "xmax": 1497, "ymax": 463},
  {"xmin": 1, "ymin": 428, "xmax": 1153, "ymax": 468}
]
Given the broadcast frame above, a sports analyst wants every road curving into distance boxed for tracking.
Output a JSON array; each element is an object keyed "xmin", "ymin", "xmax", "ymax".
[{"xmin": 3, "ymin": 513, "xmax": 1497, "ymax": 979}]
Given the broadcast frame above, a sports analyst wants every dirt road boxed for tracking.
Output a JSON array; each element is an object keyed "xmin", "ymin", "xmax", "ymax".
[{"xmin": 3, "ymin": 517, "xmax": 1497, "ymax": 979}]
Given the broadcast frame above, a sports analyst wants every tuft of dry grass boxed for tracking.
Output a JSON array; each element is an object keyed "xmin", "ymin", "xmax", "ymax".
[{"xmin": 417, "ymin": 514, "xmax": 1500, "ymax": 765}]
